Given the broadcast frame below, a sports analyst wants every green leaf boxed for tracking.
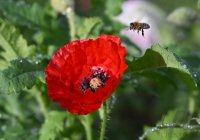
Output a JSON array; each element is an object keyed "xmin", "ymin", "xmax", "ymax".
[
  {"xmin": 0, "ymin": 0, "xmax": 68, "ymax": 46},
  {"xmin": 0, "ymin": 20, "xmax": 35, "ymax": 68},
  {"xmin": 128, "ymin": 45, "xmax": 189, "ymax": 74},
  {"xmin": 88, "ymin": 0, "xmax": 124, "ymax": 17},
  {"xmin": 88, "ymin": 0, "xmax": 105, "ymax": 16},
  {"xmin": 0, "ymin": 0, "xmax": 56, "ymax": 30},
  {"xmin": 127, "ymin": 45, "xmax": 197, "ymax": 88},
  {"xmin": 0, "ymin": 59, "xmax": 44, "ymax": 94},
  {"xmin": 0, "ymin": 0, "xmax": 69, "ymax": 46},
  {"xmin": 76, "ymin": 17, "xmax": 103, "ymax": 39},
  {"xmin": 0, "ymin": 116, "xmax": 38, "ymax": 140},
  {"xmin": 39, "ymin": 111, "xmax": 66, "ymax": 140},
  {"xmin": 105, "ymin": 0, "xmax": 124, "ymax": 17},
  {"xmin": 142, "ymin": 109, "xmax": 186, "ymax": 140}
]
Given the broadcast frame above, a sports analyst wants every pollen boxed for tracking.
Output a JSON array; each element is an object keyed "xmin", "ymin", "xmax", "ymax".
[
  {"xmin": 80, "ymin": 67, "xmax": 109, "ymax": 93},
  {"xmin": 90, "ymin": 78, "xmax": 103, "ymax": 92}
]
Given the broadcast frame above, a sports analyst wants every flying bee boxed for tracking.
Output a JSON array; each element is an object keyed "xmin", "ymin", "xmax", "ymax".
[{"xmin": 128, "ymin": 22, "xmax": 150, "ymax": 36}]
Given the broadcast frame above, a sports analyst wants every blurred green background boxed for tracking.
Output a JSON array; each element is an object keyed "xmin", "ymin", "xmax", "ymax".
[{"xmin": 0, "ymin": 0, "xmax": 200, "ymax": 140}]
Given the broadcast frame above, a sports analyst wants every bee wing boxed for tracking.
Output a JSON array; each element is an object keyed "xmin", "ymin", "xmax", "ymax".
[
  {"xmin": 131, "ymin": 15, "xmax": 143, "ymax": 22},
  {"xmin": 140, "ymin": 15, "xmax": 153, "ymax": 23},
  {"xmin": 140, "ymin": 15, "xmax": 154, "ymax": 29}
]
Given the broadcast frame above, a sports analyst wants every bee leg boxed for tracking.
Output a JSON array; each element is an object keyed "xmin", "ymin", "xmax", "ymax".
[
  {"xmin": 137, "ymin": 30, "xmax": 139, "ymax": 34},
  {"xmin": 142, "ymin": 29, "xmax": 144, "ymax": 36}
]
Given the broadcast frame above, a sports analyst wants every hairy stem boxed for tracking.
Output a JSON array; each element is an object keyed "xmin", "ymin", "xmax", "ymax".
[{"xmin": 99, "ymin": 103, "xmax": 108, "ymax": 140}]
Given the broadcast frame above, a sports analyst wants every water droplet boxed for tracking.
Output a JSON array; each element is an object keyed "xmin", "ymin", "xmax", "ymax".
[
  {"xmin": 151, "ymin": 127, "xmax": 159, "ymax": 132},
  {"xmin": 165, "ymin": 124, "xmax": 171, "ymax": 127},
  {"xmin": 35, "ymin": 61, "xmax": 39, "ymax": 64},
  {"xmin": 185, "ymin": 125, "xmax": 193, "ymax": 129},
  {"xmin": 183, "ymin": 64, "xmax": 187, "ymax": 69},
  {"xmin": 194, "ymin": 74, "xmax": 197, "ymax": 77},
  {"xmin": 19, "ymin": 59, "xmax": 23, "ymax": 63}
]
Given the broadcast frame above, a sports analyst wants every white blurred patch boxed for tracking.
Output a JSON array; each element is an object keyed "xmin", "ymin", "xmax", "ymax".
[{"xmin": 114, "ymin": 0, "xmax": 165, "ymax": 51}]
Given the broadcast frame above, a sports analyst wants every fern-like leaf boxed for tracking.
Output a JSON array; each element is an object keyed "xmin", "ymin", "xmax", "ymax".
[
  {"xmin": 76, "ymin": 17, "xmax": 103, "ymax": 39},
  {"xmin": 39, "ymin": 111, "xmax": 66, "ymax": 140},
  {"xmin": 0, "ymin": 59, "xmax": 44, "ymax": 94},
  {"xmin": 0, "ymin": 0, "xmax": 56, "ymax": 30},
  {"xmin": 0, "ymin": 20, "xmax": 35, "ymax": 68}
]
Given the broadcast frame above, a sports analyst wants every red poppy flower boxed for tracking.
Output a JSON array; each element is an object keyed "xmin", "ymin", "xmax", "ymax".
[{"xmin": 45, "ymin": 35, "xmax": 127, "ymax": 115}]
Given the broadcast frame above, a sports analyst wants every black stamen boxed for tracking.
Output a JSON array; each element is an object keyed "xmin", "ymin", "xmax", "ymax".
[
  {"xmin": 80, "ymin": 78, "xmax": 90, "ymax": 92},
  {"xmin": 80, "ymin": 68, "xmax": 108, "ymax": 93}
]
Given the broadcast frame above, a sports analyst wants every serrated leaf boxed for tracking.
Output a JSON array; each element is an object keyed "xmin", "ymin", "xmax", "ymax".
[
  {"xmin": 0, "ymin": 0, "xmax": 56, "ymax": 30},
  {"xmin": 0, "ymin": 0, "xmax": 69, "ymax": 46},
  {"xmin": 39, "ymin": 111, "xmax": 66, "ymax": 140},
  {"xmin": 128, "ymin": 45, "xmax": 189, "ymax": 74},
  {"xmin": 127, "ymin": 45, "xmax": 196, "ymax": 87},
  {"xmin": 0, "ymin": 20, "xmax": 35, "ymax": 68},
  {"xmin": 144, "ymin": 109, "xmax": 186, "ymax": 140},
  {"xmin": 0, "ymin": 59, "xmax": 44, "ymax": 94},
  {"xmin": 76, "ymin": 17, "xmax": 103, "ymax": 39}
]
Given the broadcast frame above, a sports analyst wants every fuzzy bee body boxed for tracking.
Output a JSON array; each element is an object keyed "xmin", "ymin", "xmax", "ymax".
[{"xmin": 129, "ymin": 22, "xmax": 150, "ymax": 36}]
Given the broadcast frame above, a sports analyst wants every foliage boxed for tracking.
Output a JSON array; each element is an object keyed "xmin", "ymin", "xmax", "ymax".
[
  {"xmin": 0, "ymin": 0, "xmax": 200, "ymax": 140},
  {"xmin": 0, "ymin": 0, "xmax": 56, "ymax": 30},
  {"xmin": 0, "ymin": 20, "xmax": 35, "ymax": 68},
  {"xmin": 142, "ymin": 109, "xmax": 186, "ymax": 140},
  {"xmin": 76, "ymin": 17, "xmax": 103, "ymax": 39},
  {"xmin": 0, "ymin": 59, "xmax": 44, "ymax": 94},
  {"xmin": 39, "ymin": 111, "xmax": 66, "ymax": 140}
]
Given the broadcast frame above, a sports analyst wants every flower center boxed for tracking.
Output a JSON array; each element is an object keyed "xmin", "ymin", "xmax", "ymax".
[
  {"xmin": 80, "ymin": 67, "xmax": 108, "ymax": 93},
  {"xmin": 90, "ymin": 78, "xmax": 103, "ymax": 91}
]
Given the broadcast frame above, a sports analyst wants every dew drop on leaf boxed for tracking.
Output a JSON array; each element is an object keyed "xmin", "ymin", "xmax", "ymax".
[
  {"xmin": 151, "ymin": 127, "xmax": 159, "ymax": 132},
  {"xmin": 183, "ymin": 64, "xmax": 187, "ymax": 69}
]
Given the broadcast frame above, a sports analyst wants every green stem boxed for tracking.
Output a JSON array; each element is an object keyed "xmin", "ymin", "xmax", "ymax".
[
  {"xmin": 99, "ymin": 103, "xmax": 108, "ymax": 140},
  {"xmin": 31, "ymin": 87, "xmax": 48, "ymax": 118},
  {"xmin": 65, "ymin": 7, "xmax": 76, "ymax": 41},
  {"xmin": 80, "ymin": 115, "xmax": 93, "ymax": 140},
  {"xmin": 85, "ymin": 119, "xmax": 92, "ymax": 140}
]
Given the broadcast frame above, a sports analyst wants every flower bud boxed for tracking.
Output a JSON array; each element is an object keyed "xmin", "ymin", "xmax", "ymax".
[{"xmin": 50, "ymin": 0, "xmax": 74, "ymax": 14}]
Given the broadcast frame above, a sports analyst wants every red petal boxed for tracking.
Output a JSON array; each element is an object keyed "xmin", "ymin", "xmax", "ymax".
[{"xmin": 45, "ymin": 35, "xmax": 128, "ymax": 115}]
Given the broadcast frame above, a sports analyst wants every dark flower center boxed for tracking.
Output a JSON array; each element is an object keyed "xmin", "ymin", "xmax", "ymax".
[{"xmin": 80, "ymin": 67, "xmax": 108, "ymax": 93}]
